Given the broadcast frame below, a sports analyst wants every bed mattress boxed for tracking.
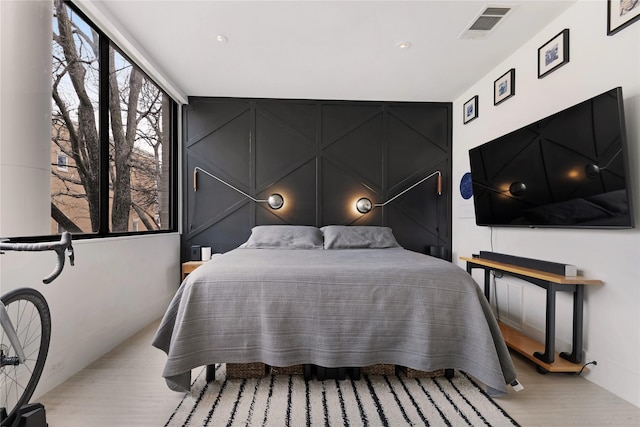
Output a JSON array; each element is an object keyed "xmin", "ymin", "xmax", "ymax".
[{"xmin": 152, "ymin": 248, "xmax": 517, "ymax": 394}]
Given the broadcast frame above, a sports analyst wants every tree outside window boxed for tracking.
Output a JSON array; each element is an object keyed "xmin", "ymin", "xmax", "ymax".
[{"xmin": 51, "ymin": 0, "xmax": 174, "ymax": 235}]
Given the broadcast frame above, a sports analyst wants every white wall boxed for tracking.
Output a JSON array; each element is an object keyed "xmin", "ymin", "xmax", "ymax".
[
  {"xmin": 0, "ymin": 0, "xmax": 181, "ymax": 399},
  {"xmin": 452, "ymin": 1, "xmax": 640, "ymax": 407},
  {"xmin": 0, "ymin": 235, "xmax": 181, "ymax": 398}
]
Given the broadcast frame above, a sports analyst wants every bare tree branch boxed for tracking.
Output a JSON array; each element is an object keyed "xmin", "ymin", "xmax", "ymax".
[{"xmin": 51, "ymin": 203, "xmax": 83, "ymax": 233}]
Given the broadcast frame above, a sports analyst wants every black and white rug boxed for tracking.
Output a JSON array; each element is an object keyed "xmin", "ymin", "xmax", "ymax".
[{"xmin": 165, "ymin": 365, "xmax": 519, "ymax": 426}]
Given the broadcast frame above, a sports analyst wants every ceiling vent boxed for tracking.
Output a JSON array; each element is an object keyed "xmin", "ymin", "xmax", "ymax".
[{"xmin": 459, "ymin": 6, "xmax": 513, "ymax": 39}]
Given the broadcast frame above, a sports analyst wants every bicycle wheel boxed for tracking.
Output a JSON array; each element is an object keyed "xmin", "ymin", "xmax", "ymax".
[{"xmin": 0, "ymin": 288, "xmax": 51, "ymax": 426}]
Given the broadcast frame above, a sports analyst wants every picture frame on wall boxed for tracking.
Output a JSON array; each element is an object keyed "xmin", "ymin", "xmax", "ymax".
[
  {"xmin": 494, "ymin": 69, "xmax": 515, "ymax": 105},
  {"xmin": 463, "ymin": 96, "xmax": 478, "ymax": 124},
  {"xmin": 608, "ymin": 0, "xmax": 640, "ymax": 35},
  {"xmin": 538, "ymin": 29, "xmax": 569, "ymax": 78}
]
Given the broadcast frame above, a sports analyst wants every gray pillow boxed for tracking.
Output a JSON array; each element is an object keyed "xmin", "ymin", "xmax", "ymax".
[
  {"xmin": 240, "ymin": 225, "xmax": 323, "ymax": 249},
  {"xmin": 321, "ymin": 225, "xmax": 401, "ymax": 249}
]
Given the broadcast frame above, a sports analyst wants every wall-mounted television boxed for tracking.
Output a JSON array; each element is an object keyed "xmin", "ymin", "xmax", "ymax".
[{"xmin": 469, "ymin": 87, "xmax": 634, "ymax": 229}]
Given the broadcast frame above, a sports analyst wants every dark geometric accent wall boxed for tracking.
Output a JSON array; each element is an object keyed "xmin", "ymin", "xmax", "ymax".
[{"xmin": 183, "ymin": 98, "xmax": 452, "ymax": 260}]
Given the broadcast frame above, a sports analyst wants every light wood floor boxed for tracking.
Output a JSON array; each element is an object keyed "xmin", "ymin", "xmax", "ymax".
[{"xmin": 38, "ymin": 320, "xmax": 640, "ymax": 427}]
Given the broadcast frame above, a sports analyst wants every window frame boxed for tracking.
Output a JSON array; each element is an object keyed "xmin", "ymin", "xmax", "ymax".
[
  {"xmin": 56, "ymin": 151, "xmax": 68, "ymax": 172},
  {"xmin": 49, "ymin": 0, "xmax": 178, "ymax": 240}
]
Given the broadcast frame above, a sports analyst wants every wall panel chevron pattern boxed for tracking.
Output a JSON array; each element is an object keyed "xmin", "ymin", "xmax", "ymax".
[{"xmin": 183, "ymin": 98, "xmax": 451, "ymax": 259}]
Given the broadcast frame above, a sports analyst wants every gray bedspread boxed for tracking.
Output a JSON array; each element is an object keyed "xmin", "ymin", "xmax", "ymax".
[{"xmin": 152, "ymin": 248, "xmax": 517, "ymax": 394}]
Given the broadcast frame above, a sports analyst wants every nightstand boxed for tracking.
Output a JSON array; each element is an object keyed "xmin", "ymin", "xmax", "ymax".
[{"xmin": 181, "ymin": 260, "xmax": 205, "ymax": 281}]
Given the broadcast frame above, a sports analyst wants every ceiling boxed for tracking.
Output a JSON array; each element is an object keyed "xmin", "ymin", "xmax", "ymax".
[{"xmin": 93, "ymin": 0, "xmax": 576, "ymax": 103}]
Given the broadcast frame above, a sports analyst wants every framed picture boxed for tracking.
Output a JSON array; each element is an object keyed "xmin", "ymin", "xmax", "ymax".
[
  {"xmin": 608, "ymin": 0, "xmax": 640, "ymax": 35},
  {"xmin": 463, "ymin": 96, "xmax": 478, "ymax": 124},
  {"xmin": 494, "ymin": 69, "xmax": 515, "ymax": 105},
  {"xmin": 538, "ymin": 29, "xmax": 569, "ymax": 79}
]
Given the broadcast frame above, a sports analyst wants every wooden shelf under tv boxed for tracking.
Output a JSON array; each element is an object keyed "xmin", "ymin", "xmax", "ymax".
[
  {"xmin": 498, "ymin": 322, "xmax": 583, "ymax": 373},
  {"xmin": 460, "ymin": 256, "xmax": 603, "ymax": 373}
]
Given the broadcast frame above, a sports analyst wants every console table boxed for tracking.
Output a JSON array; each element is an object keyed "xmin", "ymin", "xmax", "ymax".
[{"xmin": 460, "ymin": 256, "xmax": 603, "ymax": 373}]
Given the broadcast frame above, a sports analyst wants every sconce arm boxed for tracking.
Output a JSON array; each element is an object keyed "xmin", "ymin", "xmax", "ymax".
[
  {"xmin": 375, "ymin": 170, "xmax": 442, "ymax": 207},
  {"xmin": 193, "ymin": 166, "xmax": 267, "ymax": 203}
]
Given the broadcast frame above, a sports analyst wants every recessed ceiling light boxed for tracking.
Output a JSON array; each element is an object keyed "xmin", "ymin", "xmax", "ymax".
[
  {"xmin": 215, "ymin": 34, "xmax": 228, "ymax": 44},
  {"xmin": 396, "ymin": 41, "xmax": 411, "ymax": 49}
]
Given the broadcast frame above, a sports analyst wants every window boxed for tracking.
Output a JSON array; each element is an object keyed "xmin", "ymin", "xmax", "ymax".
[
  {"xmin": 51, "ymin": 0, "xmax": 176, "ymax": 236},
  {"xmin": 56, "ymin": 152, "xmax": 68, "ymax": 172}
]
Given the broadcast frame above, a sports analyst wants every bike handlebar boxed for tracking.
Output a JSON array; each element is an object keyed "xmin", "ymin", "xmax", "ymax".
[{"xmin": 0, "ymin": 232, "xmax": 75, "ymax": 284}]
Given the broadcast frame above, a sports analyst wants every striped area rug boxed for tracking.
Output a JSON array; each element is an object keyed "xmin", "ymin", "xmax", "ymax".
[{"xmin": 165, "ymin": 365, "xmax": 519, "ymax": 426}]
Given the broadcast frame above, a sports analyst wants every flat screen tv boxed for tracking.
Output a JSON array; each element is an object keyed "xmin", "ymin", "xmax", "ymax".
[{"xmin": 469, "ymin": 87, "xmax": 634, "ymax": 229}]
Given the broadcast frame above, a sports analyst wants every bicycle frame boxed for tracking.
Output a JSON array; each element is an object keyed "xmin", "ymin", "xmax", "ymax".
[
  {"xmin": 0, "ymin": 301, "xmax": 26, "ymax": 364},
  {"xmin": 0, "ymin": 233, "xmax": 72, "ymax": 366},
  {"xmin": 0, "ymin": 232, "xmax": 73, "ymax": 426},
  {"xmin": 0, "ymin": 232, "xmax": 74, "ymax": 367}
]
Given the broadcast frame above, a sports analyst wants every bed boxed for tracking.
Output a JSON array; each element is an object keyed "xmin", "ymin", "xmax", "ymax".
[{"xmin": 152, "ymin": 225, "xmax": 518, "ymax": 395}]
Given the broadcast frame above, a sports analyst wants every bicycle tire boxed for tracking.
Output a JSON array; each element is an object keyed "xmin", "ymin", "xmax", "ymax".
[{"xmin": 0, "ymin": 288, "xmax": 51, "ymax": 426}]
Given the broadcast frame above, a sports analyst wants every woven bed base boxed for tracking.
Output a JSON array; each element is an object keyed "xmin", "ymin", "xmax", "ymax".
[
  {"xmin": 361, "ymin": 364, "xmax": 396, "ymax": 376},
  {"xmin": 226, "ymin": 362, "xmax": 268, "ymax": 379},
  {"xmin": 400, "ymin": 367, "xmax": 445, "ymax": 378},
  {"xmin": 270, "ymin": 364, "xmax": 304, "ymax": 375},
  {"xmin": 220, "ymin": 363, "xmax": 446, "ymax": 380}
]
